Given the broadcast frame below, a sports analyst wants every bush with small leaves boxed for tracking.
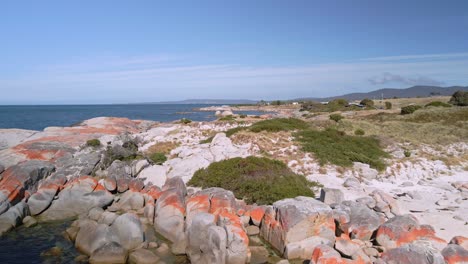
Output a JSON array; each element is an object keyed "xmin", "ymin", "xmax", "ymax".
[
  {"xmin": 401, "ymin": 105, "xmax": 422, "ymax": 115},
  {"xmin": 425, "ymin": 101, "xmax": 452, "ymax": 108},
  {"xmin": 188, "ymin": 156, "xmax": 319, "ymax": 204},
  {"xmin": 86, "ymin": 139, "xmax": 101, "ymax": 147},
  {"xmin": 180, "ymin": 118, "xmax": 192, "ymax": 124},
  {"xmin": 404, "ymin": 150, "xmax": 411, "ymax": 157},
  {"xmin": 354, "ymin": 128, "xmax": 365, "ymax": 136},
  {"xmin": 449, "ymin": 90, "xmax": 468, "ymax": 106},
  {"xmin": 329, "ymin": 114, "xmax": 344, "ymax": 122},
  {"xmin": 360, "ymin": 98, "xmax": 374, "ymax": 107},
  {"xmin": 149, "ymin": 152, "xmax": 167, "ymax": 165},
  {"xmin": 239, "ymin": 114, "xmax": 247, "ymax": 118},
  {"xmin": 385, "ymin": 101, "xmax": 392, "ymax": 109}
]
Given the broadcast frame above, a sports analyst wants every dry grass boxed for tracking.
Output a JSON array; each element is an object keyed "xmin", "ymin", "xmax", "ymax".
[
  {"xmin": 146, "ymin": 141, "xmax": 179, "ymax": 155},
  {"xmin": 373, "ymin": 96, "xmax": 451, "ymax": 109}
]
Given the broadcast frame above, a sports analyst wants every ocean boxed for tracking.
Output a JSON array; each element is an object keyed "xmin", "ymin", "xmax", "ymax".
[{"xmin": 0, "ymin": 104, "xmax": 265, "ymax": 131}]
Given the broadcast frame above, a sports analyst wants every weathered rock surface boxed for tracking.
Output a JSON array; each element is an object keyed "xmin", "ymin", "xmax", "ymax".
[
  {"xmin": 39, "ymin": 176, "xmax": 114, "ymax": 221},
  {"xmin": 334, "ymin": 201, "xmax": 381, "ymax": 241},
  {"xmin": 128, "ymin": 248, "xmax": 159, "ymax": 264},
  {"xmin": 0, "ymin": 160, "xmax": 55, "ymax": 206},
  {"xmin": 442, "ymin": 244, "xmax": 468, "ymax": 264},
  {"xmin": 261, "ymin": 196, "xmax": 335, "ymax": 259},
  {"xmin": 89, "ymin": 242, "xmax": 128, "ymax": 264},
  {"xmin": 155, "ymin": 177, "xmax": 187, "ymax": 254},
  {"xmin": 381, "ymin": 242, "xmax": 445, "ymax": 264},
  {"xmin": 27, "ymin": 180, "xmax": 60, "ymax": 215},
  {"xmin": 376, "ymin": 214, "xmax": 446, "ymax": 250},
  {"xmin": 110, "ymin": 213, "xmax": 145, "ymax": 251},
  {"xmin": 320, "ymin": 188, "xmax": 344, "ymax": 205},
  {"xmin": 0, "ymin": 201, "xmax": 29, "ymax": 235}
]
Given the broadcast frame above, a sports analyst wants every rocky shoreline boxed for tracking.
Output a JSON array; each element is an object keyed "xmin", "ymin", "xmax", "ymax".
[{"xmin": 0, "ymin": 116, "xmax": 467, "ymax": 263}]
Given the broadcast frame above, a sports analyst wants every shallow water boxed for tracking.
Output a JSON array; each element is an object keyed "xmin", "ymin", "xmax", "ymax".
[
  {"xmin": 0, "ymin": 104, "xmax": 267, "ymax": 131},
  {"xmin": 0, "ymin": 221, "xmax": 79, "ymax": 264}
]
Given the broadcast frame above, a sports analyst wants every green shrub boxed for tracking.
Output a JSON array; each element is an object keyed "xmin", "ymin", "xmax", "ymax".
[
  {"xmin": 180, "ymin": 118, "xmax": 192, "ymax": 124},
  {"xmin": 86, "ymin": 139, "xmax": 101, "ymax": 147},
  {"xmin": 404, "ymin": 150, "xmax": 411, "ymax": 158},
  {"xmin": 401, "ymin": 105, "xmax": 422, "ymax": 115},
  {"xmin": 239, "ymin": 114, "xmax": 247, "ymax": 118},
  {"xmin": 218, "ymin": 115, "xmax": 235, "ymax": 121},
  {"xmin": 329, "ymin": 99, "xmax": 348, "ymax": 106},
  {"xmin": 354, "ymin": 128, "xmax": 365, "ymax": 136},
  {"xmin": 200, "ymin": 136, "xmax": 214, "ymax": 144},
  {"xmin": 226, "ymin": 126, "xmax": 247, "ymax": 137},
  {"xmin": 149, "ymin": 152, "xmax": 167, "ymax": 165},
  {"xmin": 425, "ymin": 101, "xmax": 452, "ymax": 108},
  {"xmin": 329, "ymin": 114, "xmax": 344, "ymax": 122},
  {"xmin": 248, "ymin": 118, "xmax": 309, "ymax": 133},
  {"xmin": 385, "ymin": 101, "xmax": 392, "ymax": 110},
  {"xmin": 188, "ymin": 156, "xmax": 318, "ymax": 204},
  {"xmin": 360, "ymin": 98, "xmax": 374, "ymax": 107},
  {"xmin": 449, "ymin": 90, "xmax": 468, "ymax": 106},
  {"xmin": 294, "ymin": 128, "xmax": 388, "ymax": 170}
]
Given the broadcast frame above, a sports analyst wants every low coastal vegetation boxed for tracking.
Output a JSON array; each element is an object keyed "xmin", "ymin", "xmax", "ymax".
[
  {"xmin": 425, "ymin": 101, "xmax": 452, "ymax": 108},
  {"xmin": 180, "ymin": 118, "xmax": 192, "ymax": 124},
  {"xmin": 294, "ymin": 128, "xmax": 389, "ymax": 171},
  {"xmin": 86, "ymin": 139, "xmax": 101, "ymax": 147},
  {"xmin": 329, "ymin": 113, "xmax": 344, "ymax": 122},
  {"xmin": 188, "ymin": 156, "xmax": 319, "ymax": 204},
  {"xmin": 400, "ymin": 105, "xmax": 422, "ymax": 115},
  {"xmin": 449, "ymin": 90, "xmax": 468, "ymax": 106},
  {"xmin": 148, "ymin": 152, "xmax": 167, "ymax": 165}
]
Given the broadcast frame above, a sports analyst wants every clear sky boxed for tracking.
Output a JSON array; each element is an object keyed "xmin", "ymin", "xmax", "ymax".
[{"xmin": 1, "ymin": 0, "xmax": 468, "ymax": 104}]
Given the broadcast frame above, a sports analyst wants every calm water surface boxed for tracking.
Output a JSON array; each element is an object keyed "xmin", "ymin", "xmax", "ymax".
[{"xmin": 0, "ymin": 104, "xmax": 266, "ymax": 130}]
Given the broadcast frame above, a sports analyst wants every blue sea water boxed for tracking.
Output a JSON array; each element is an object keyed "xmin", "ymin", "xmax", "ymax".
[{"xmin": 0, "ymin": 104, "xmax": 265, "ymax": 131}]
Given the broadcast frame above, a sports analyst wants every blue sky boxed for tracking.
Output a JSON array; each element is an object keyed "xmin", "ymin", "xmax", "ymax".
[{"xmin": 1, "ymin": 0, "xmax": 468, "ymax": 104}]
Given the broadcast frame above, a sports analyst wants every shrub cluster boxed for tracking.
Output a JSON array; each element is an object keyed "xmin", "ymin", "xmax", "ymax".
[
  {"xmin": 385, "ymin": 101, "xmax": 392, "ymax": 110},
  {"xmin": 180, "ymin": 118, "xmax": 192, "ymax": 124},
  {"xmin": 360, "ymin": 98, "xmax": 374, "ymax": 107},
  {"xmin": 294, "ymin": 128, "xmax": 388, "ymax": 171},
  {"xmin": 401, "ymin": 105, "xmax": 422, "ymax": 115},
  {"xmin": 425, "ymin": 101, "xmax": 452, "ymax": 108},
  {"xmin": 449, "ymin": 90, "xmax": 468, "ymax": 106},
  {"xmin": 148, "ymin": 152, "xmax": 167, "ymax": 165},
  {"xmin": 188, "ymin": 156, "xmax": 318, "ymax": 204},
  {"xmin": 86, "ymin": 139, "xmax": 101, "ymax": 147},
  {"xmin": 354, "ymin": 128, "xmax": 365, "ymax": 136},
  {"xmin": 329, "ymin": 114, "xmax": 344, "ymax": 122}
]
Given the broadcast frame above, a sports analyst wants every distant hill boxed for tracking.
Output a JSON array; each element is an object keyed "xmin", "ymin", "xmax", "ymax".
[
  {"xmin": 295, "ymin": 85, "xmax": 468, "ymax": 102},
  {"xmin": 143, "ymin": 99, "xmax": 258, "ymax": 105}
]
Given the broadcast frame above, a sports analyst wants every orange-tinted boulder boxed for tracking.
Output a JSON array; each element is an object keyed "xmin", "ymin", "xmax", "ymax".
[{"xmin": 442, "ymin": 244, "xmax": 468, "ymax": 264}]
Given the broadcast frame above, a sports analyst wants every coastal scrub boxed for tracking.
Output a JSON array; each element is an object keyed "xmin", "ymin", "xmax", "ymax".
[{"xmin": 188, "ymin": 156, "xmax": 318, "ymax": 204}]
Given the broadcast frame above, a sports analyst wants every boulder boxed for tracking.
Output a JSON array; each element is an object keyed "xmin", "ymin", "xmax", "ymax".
[
  {"xmin": 284, "ymin": 236, "xmax": 332, "ymax": 260},
  {"xmin": 137, "ymin": 165, "xmax": 167, "ymax": 188},
  {"xmin": 39, "ymin": 176, "xmax": 114, "ymax": 221},
  {"xmin": 185, "ymin": 192, "xmax": 210, "ymax": 229},
  {"xmin": 0, "ymin": 201, "xmax": 29, "ymax": 235},
  {"xmin": 75, "ymin": 222, "xmax": 114, "ymax": 256},
  {"xmin": 218, "ymin": 209, "xmax": 250, "ymax": 264},
  {"xmin": 442, "ymin": 244, "xmax": 468, "ymax": 264},
  {"xmin": 335, "ymin": 201, "xmax": 381, "ymax": 240},
  {"xmin": 376, "ymin": 214, "xmax": 446, "ymax": 250},
  {"xmin": 53, "ymin": 151, "xmax": 101, "ymax": 178},
  {"xmin": 155, "ymin": 177, "xmax": 186, "ymax": 254},
  {"xmin": 89, "ymin": 242, "xmax": 128, "ymax": 264},
  {"xmin": 88, "ymin": 207, "xmax": 104, "ymax": 221},
  {"xmin": 249, "ymin": 206, "xmax": 265, "ymax": 227},
  {"xmin": 246, "ymin": 225, "xmax": 260, "ymax": 236},
  {"xmin": 107, "ymin": 160, "xmax": 132, "ymax": 179},
  {"xmin": 381, "ymin": 242, "xmax": 445, "ymax": 264},
  {"xmin": 343, "ymin": 177, "xmax": 361, "ymax": 189},
  {"xmin": 27, "ymin": 181, "xmax": 59, "ymax": 215},
  {"xmin": 0, "ymin": 160, "xmax": 55, "ymax": 205},
  {"xmin": 250, "ymin": 246, "xmax": 269, "ymax": 264},
  {"xmin": 261, "ymin": 196, "xmax": 335, "ymax": 258},
  {"xmin": 353, "ymin": 162, "xmax": 378, "ymax": 180},
  {"xmin": 370, "ymin": 190, "xmax": 402, "ymax": 217},
  {"xmin": 0, "ymin": 191, "xmax": 10, "ymax": 215},
  {"xmin": 0, "ymin": 164, "xmax": 4, "ymax": 174},
  {"xmin": 114, "ymin": 191, "xmax": 145, "ymax": 211},
  {"xmin": 186, "ymin": 213, "xmax": 219, "ymax": 263},
  {"xmin": 97, "ymin": 211, "xmax": 119, "ymax": 226},
  {"xmin": 334, "ymin": 236, "xmax": 362, "ymax": 257},
  {"xmin": 103, "ymin": 178, "xmax": 117, "ymax": 192},
  {"xmin": 319, "ymin": 188, "xmax": 344, "ymax": 205},
  {"xmin": 116, "ymin": 178, "xmax": 129, "ymax": 193},
  {"xmin": 451, "ymin": 236, "xmax": 468, "ymax": 251},
  {"xmin": 128, "ymin": 248, "xmax": 160, "ymax": 264},
  {"xmin": 131, "ymin": 159, "xmax": 149, "ymax": 177},
  {"xmin": 310, "ymin": 244, "xmax": 343, "ymax": 264},
  {"xmin": 110, "ymin": 213, "xmax": 144, "ymax": 251}
]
